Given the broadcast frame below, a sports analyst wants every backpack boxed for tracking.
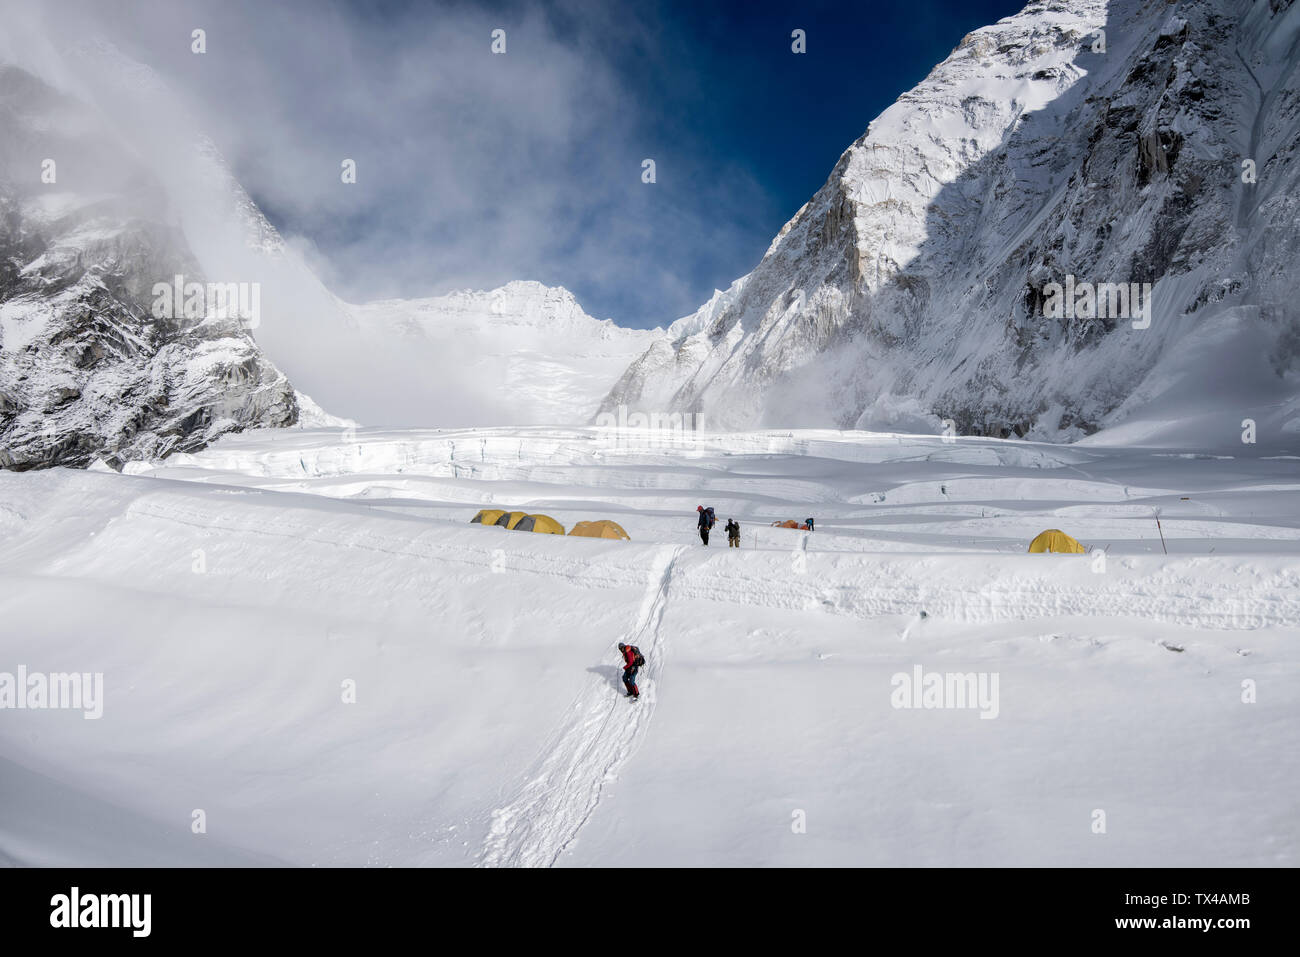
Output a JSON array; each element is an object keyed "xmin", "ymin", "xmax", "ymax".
[
  {"xmin": 628, "ymin": 645, "xmax": 646, "ymax": 667},
  {"xmin": 704, "ymin": 507, "xmax": 716, "ymax": 528}
]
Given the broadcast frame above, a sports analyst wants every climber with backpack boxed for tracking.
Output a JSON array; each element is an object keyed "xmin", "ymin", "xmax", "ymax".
[
  {"xmin": 725, "ymin": 518, "xmax": 740, "ymax": 547},
  {"xmin": 618, "ymin": 642, "xmax": 645, "ymax": 698},
  {"xmin": 696, "ymin": 504, "xmax": 716, "ymax": 545}
]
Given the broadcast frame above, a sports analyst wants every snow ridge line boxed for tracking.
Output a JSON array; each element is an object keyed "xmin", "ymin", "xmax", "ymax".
[
  {"xmin": 669, "ymin": 561, "xmax": 1300, "ymax": 631},
  {"xmin": 479, "ymin": 544, "xmax": 684, "ymax": 868}
]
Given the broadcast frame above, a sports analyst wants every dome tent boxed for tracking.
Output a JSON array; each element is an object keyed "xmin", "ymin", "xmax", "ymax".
[
  {"xmin": 470, "ymin": 509, "xmax": 508, "ymax": 526},
  {"xmin": 1027, "ymin": 529, "xmax": 1086, "ymax": 553},
  {"xmin": 513, "ymin": 514, "xmax": 565, "ymax": 534},
  {"xmin": 569, "ymin": 520, "xmax": 630, "ymax": 540},
  {"xmin": 494, "ymin": 511, "xmax": 530, "ymax": 529}
]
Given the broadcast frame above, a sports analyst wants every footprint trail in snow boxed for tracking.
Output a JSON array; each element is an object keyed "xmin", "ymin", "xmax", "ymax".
[{"xmin": 479, "ymin": 544, "xmax": 684, "ymax": 867}]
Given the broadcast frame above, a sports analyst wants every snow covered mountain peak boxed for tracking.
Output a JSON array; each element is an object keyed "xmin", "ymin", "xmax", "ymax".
[
  {"xmin": 348, "ymin": 281, "xmax": 661, "ymax": 426},
  {"xmin": 0, "ymin": 62, "xmax": 301, "ymax": 469},
  {"xmin": 367, "ymin": 279, "xmax": 624, "ymax": 334},
  {"xmin": 64, "ymin": 37, "xmax": 173, "ymax": 98},
  {"xmin": 603, "ymin": 0, "xmax": 1300, "ymax": 449}
]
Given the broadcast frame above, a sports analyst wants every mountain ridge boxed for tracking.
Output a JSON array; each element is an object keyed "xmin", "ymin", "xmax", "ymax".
[{"xmin": 601, "ymin": 0, "xmax": 1300, "ymax": 449}]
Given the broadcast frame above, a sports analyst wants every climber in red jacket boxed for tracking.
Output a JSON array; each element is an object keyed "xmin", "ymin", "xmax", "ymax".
[{"xmin": 618, "ymin": 642, "xmax": 644, "ymax": 698}]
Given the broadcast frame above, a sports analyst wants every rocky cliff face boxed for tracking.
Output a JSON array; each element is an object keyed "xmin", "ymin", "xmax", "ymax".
[
  {"xmin": 603, "ymin": 0, "xmax": 1300, "ymax": 444},
  {"xmin": 0, "ymin": 65, "xmax": 297, "ymax": 470}
]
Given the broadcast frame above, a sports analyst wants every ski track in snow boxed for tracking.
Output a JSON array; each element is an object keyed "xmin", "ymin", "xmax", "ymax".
[{"xmin": 479, "ymin": 544, "xmax": 684, "ymax": 868}]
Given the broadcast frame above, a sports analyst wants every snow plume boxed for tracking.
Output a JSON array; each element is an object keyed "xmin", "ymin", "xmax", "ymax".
[
  {"xmin": 2, "ymin": 0, "xmax": 791, "ymax": 428},
  {"xmin": 0, "ymin": 0, "xmax": 682, "ymax": 427}
]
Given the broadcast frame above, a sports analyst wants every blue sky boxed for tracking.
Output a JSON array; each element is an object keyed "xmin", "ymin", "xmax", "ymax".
[{"xmin": 50, "ymin": 0, "xmax": 1025, "ymax": 328}]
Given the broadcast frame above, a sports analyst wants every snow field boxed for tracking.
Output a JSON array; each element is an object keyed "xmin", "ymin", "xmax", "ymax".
[{"xmin": 1, "ymin": 427, "xmax": 1296, "ymax": 865}]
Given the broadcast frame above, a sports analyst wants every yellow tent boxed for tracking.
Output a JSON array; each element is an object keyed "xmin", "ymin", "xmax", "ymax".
[
  {"xmin": 569, "ymin": 520, "xmax": 630, "ymax": 540},
  {"xmin": 470, "ymin": 508, "xmax": 508, "ymax": 526},
  {"xmin": 494, "ymin": 510, "xmax": 530, "ymax": 530},
  {"xmin": 1028, "ymin": 529, "xmax": 1086, "ymax": 554},
  {"xmin": 513, "ymin": 514, "xmax": 565, "ymax": 534}
]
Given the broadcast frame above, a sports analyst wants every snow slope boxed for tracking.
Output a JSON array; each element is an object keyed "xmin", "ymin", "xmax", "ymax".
[{"xmin": 1, "ymin": 426, "xmax": 1295, "ymax": 866}]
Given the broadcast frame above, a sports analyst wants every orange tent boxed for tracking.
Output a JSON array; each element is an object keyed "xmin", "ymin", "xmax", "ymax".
[{"xmin": 569, "ymin": 520, "xmax": 631, "ymax": 540}]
